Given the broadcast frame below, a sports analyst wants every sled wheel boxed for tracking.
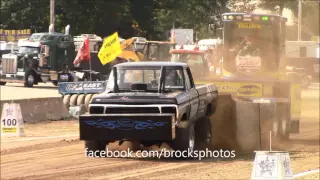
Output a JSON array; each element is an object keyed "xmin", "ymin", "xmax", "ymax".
[
  {"xmin": 69, "ymin": 94, "xmax": 79, "ymax": 107},
  {"xmin": 77, "ymin": 94, "xmax": 85, "ymax": 106},
  {"xmin": 63, "ymin": 94, "xmax": 71, "ymax": 109},
  {"xmin": 84, "ymin": 94, "xmax": 93, "ymax": 111}
]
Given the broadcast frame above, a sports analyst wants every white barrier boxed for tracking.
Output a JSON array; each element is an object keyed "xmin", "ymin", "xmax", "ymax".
[
  {"xmin": 250, "ymin": 151, "xmax": 293, "ymax": 180},
  {"xmin": 250, "ymin": 131, "xmax": 293, "ymax": 180},
  {"xmin": 0, "ymin": 103, "xmax": 25, "ymax": 137}
]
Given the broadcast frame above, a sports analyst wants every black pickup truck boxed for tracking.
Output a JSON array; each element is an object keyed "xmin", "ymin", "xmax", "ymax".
[{"xmin": 78, "ymin": 62, "xmax": 218, "ymax": 155}]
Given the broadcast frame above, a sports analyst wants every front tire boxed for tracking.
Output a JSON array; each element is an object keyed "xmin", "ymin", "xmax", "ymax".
[
  {"xmin": 24, "ymin": 70, "xmax": 36, "ymax": 87},
  {"xmin": 170, "ymin": 121, "xmax": 195, "ymax": 159},
  {"xmin": 0, "ymin": 82, "xmax": 6, "ymax": 86}
]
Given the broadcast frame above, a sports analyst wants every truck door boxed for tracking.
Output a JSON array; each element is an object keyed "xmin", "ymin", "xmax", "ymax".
[{"xmin": 183, "ymin": 67, "xmax": 199, "ymax": 121}]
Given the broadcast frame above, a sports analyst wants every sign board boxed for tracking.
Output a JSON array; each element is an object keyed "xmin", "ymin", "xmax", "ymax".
[
  {"xmin": 0, "ymin": 29, "xmax": 31, "ymax": 42},
  {"xmin": 171, "ymin": 29, "xmax": 194, "ymax": 45},
  {"xmin": 58, "ymin": 81, "xmax": 107, "ymax": 95},
  {"xmin": 0, "ymin": 103, "xmax": 24, "ymax": 137},
  {"xmin": 98, "ymin": 32, "xmax": 122, "ymax": 65},
  {"xmin": 251, "ymin": 151, "xmax": 293, "ymax": 180},
  {"xmin": 212, "ymin": 82, "xmax": 263, "ymax": 97}
]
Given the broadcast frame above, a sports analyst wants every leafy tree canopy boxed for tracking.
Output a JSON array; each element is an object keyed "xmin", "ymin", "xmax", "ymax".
[{"xmin": 0, "ymin": 0, "xmax": 318, "ymax": 40}]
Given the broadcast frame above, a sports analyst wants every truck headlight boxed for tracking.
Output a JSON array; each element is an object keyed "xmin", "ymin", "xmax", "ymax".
[{"xmin": 59, "ymin": 74, "xmax": 69, "ymax": 81}]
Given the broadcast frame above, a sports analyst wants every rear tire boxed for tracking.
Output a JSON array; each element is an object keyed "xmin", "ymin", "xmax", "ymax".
[
  {"xmin": 0, "ymin": 82, "xmax": 6, "ymax": 86},
  {"xmin": 85, "ymin": 140, "xmax": 108, "ymax": 158},
  {"xmin": 195, "ymin": 117, "xmax": 212, "ymax": 150}
]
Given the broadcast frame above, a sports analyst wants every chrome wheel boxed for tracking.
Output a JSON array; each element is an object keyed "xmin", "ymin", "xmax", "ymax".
[{"xmin": 27, "ymin": 74, "xmax": 34, "ymax": 84}]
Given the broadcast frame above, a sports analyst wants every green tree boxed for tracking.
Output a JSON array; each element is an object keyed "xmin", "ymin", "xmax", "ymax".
[{"xmin": 1, "ymin": 0, "xmax": 228, "ymax": 40}]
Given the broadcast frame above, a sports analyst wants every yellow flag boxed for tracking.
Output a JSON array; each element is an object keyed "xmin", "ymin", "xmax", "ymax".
[{"xmin": 98, "ymin": 32, "xmax": 122, "ymax": 65}]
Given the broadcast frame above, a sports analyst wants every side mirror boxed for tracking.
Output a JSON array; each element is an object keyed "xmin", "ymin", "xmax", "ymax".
[{"xmin": 134, "ymin": 42, "xmax": 137, "ymax": 50}]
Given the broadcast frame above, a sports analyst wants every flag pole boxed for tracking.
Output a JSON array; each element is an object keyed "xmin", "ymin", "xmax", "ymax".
[
  {"xmin": 89, "ymin": 56, "xmax": 92, "ymax": 81},
  {"xmin": 87, "ymin": 37, "xmax": 92, "ymax": 81}
]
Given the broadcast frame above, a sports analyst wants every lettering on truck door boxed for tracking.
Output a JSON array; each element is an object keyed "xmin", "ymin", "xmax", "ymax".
[{"xmin": 184, "ymin": 67, "xmax": 199, "ymax": 120}]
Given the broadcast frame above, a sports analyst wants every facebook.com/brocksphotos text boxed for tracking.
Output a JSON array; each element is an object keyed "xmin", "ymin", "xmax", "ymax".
[{"xmin": 85, "ymin": 148, "xmax": 236, "ymax": 160}]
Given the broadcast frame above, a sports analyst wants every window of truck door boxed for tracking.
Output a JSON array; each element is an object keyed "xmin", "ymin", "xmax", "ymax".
[{"xmin": 184, "ymin": 67, "xmax": 195, "ymax": 89}]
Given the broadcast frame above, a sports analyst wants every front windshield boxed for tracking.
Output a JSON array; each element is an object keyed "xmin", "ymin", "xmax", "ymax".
[
  {"xmin": 107, "ymin": 67, "xmax": 185, "ymax": 92},
  {"xmin": 171, "ymin": 53, "xmax": 204, "ymax": 64},
  {"xmin": 171, "ymin": 53, "xmax": 208, "ymax": 78},
  {"xmin": 19, "ymin": 46, "xmax": 40, "ymax": 54},
  {"xmin": 28, "ymin": 34, "xmax": 42, "ymax": 41},
  {"xmin": 28, "ymin": 34, "xmax": 56, "ymax": 41},
  {"xmin": 223, "ymin": 21, "xmax": 279, "ymax": 71}
]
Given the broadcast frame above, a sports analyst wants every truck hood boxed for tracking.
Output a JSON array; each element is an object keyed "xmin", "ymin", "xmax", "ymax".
[
  {"xmin": 2, "ymin": 52, "xmax": 37, "ymax": 60},
  {"xmin": 91, "ymin": 91, "xmax": 189, "ymax": 105}
]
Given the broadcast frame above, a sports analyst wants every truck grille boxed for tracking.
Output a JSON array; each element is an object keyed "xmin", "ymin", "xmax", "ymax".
[
  {"xmin": 1, "ymin": 57, "xmax": 17, "ymax": 74},
  {"xmin": 105, "ymin": 107, "xmax": 160, "ymax": 114},
  {"xmin": 89, "ymin": 106, "xmax": 177, "ymax": 116}
]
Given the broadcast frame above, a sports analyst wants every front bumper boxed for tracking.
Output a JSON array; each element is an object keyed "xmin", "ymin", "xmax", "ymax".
[{"xmin": 79, "ymin": 113, "xmax": 176, "ymax": 141}]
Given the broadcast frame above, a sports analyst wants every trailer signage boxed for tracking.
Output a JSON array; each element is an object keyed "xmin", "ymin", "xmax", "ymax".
[
  {"xmin": 58, "ymin": 81, "xmax": 106, "ymax": 94},
  {"xmin": 237, "ymin": 85, "xmax": 261, "ymax": 95},
  {"xmin": 211, "ymin": 82, "xmax": 262, "ymax": 97},
  {"xmin": 66, "ymin": 82, "xmax": 103, "ymax": 91}
]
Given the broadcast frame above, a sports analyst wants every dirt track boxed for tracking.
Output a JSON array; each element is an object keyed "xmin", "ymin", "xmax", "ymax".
[{"xmin": 0, "ymin": 84, "xmax": 319, "ymax": 179}]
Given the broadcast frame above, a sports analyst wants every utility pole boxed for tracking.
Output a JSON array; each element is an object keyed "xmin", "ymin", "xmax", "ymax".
[
  {"xmin": 298, "ymin": 0, "xmax": 302, "ymax": 41},
  {"xmin": 50, "ymin": 0, "xmax": 55, "ymax": 32}
]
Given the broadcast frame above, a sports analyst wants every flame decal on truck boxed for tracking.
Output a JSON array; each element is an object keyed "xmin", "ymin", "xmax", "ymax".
[{"xmin": 84, "ymin": 119, "xmax": 168, "ymax": 130}]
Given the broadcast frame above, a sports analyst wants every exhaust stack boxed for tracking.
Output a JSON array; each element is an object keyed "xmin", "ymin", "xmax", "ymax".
[
  {"xmin": 49, "ymin": 24, "xmax": 54, "ymax": 34},
  {"xmin": 65, "ymin": 25, "xmax": 70, "ymax": 35}
]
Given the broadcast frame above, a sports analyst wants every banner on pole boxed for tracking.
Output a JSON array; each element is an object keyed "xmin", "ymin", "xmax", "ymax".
[
  {"xmin": 98, "ymin": 32, "xmax": 122, "ymax": 65},
  {"xmin": 0, "ymin": 29, "xmax": 31, "ymax": 42}
]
